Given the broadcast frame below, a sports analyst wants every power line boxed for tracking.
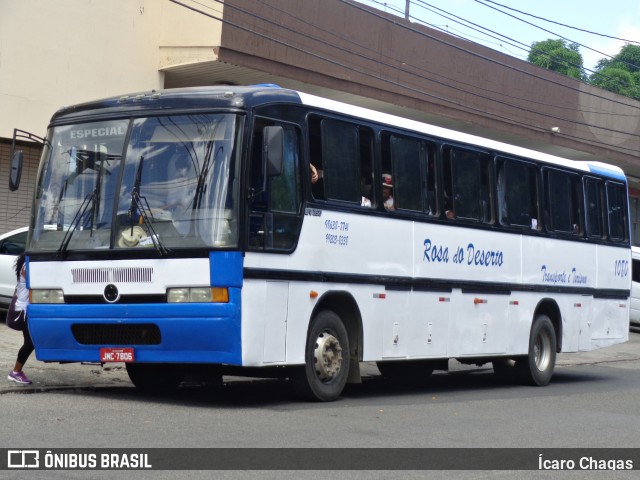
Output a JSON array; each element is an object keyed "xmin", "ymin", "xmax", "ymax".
[
  {"xmin": 411, "ymin": 0, "xmax": 637, "ymax": 91},
  {"xmin": 271, "ymin": 0, "xmax": 639, "ymax": 122},
  {"xmin": 365, "ymin": 0, "xmax": 640, "ymax": 100},
  {"xmin": 176, "ymin": 0, "xmax": 640, "ymax": 144},
  {"xmin": 347, "ymin": 0, "xmax": 640, "ymax": 110},
  {"xmin": 412, "ymin": 0, "xmax": 590, "ymax": 78},
  {"xmin": 167, "ymin": 0, "xmax": 640, "ymax": 151},
  {"xmin": 480, "ymin": 0, "xmax": 640, "ymax": 46},
  {"xmin": 473, "ymin": 0, "xmax": 640, "ymax": 72}
]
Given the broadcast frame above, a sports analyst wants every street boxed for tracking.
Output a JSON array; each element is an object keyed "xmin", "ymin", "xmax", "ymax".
[{"xmin": 1, "ymin": 332, "xmax": 640, "ymax": 479}]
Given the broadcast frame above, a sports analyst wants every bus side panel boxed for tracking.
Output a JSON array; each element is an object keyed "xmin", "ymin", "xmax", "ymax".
[
  {"xmin": 587, "ymin": 298, "xmax": 629, "ymax": 350},
  {"xmin": 407, "ymin": 290, "xmax": 450, "ymax": 358},
  {"xmin": 240, "ymin": 279, "xmax": 290, "ymax": 366},
  {"xmin": 588, "ymin": 244, "xmax": 630, "ymax": 349},
  {"xmin": 450, "ymin": 290, "xmax": 511, "ymax": 357},
  {"xmin": 521, "ymin": 236, "xmax": 598, "ymax": 290},
  {"xmin": 413, "ymin": 224, "xmax": 520, "ymax": 285}
]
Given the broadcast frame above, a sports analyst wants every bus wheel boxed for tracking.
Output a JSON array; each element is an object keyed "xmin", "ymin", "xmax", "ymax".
[
  {"xmin": 125, "ymin": 363, "xmax": 185, "ymax": 391},
  {"xmin": 376, "ymin": 360, "xmax": 434, "ymax": 383},
  {"xmin": 292, "ymin": 310, "xmax": 350, "ymax": 402},
  {"xmin": 516, "ymin": 314, "xmax": 557, "ymax": 386}
]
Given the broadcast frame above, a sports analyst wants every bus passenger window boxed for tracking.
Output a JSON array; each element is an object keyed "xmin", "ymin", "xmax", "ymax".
[
  {"xmin": 584, "ymin": 178, "xmax": 604, "ymax": 238},
  {"xmin": 497, "ymin": 158, "xmax": 539, "ymax": 228},
  {"xmin": 322, "ymin": 119, "xmax": 359, "ymax": 203},
  {"xmin": 426, "ymin": 150, "xmax": 437, "ymax": 215},
  {"xmin": 309, "ymin": 116, "xmax": 374, "ymax": 208},
  {"xmin": 606, "ymin": 182, "xmax": 628, "ymax": 241},
  {"xmin": 308, "ymin": 121, "xmax": 325, "ymax": 200},
  {"xmin": 545, "ymin": 169, "xmax": 581, "ymax": 235},
  {"xmin": 383, "ymin": 133, "xmax": 424, "ymax": 212},
  {"xmin": 444, "ymin": 147, "xmax": 492, "ymax": 223}
]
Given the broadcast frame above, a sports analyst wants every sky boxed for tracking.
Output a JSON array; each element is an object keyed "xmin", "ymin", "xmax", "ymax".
[{"xmin": 357, "ymin": 0, "xmax": 640, "ymax": 73}]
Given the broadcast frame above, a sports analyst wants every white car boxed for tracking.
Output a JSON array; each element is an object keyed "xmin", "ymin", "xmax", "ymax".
[
  {"xmin": 631, "ymin": 247, "xmax": 640, "ymax": 328},
  {"xmin": 0, "ymin": 227, "xmax": 28, "ymax": 308}
]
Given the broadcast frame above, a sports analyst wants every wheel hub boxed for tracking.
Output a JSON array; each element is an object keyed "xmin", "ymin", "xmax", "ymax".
[
  {"xmin": 313, "ymin": 331, "xmax": 343, "ymax": 381},
  {"xmin": 534, "ymin": 331, "xmax": 551, "ymax": 371}
]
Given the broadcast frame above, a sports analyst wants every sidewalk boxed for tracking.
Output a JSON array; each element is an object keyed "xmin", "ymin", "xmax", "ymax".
[
  {"xmin": 1, "ymin": 323, "xmax": 131, "ymax": 393},
  {"xmin": 1, "ymin": 322, "xmax": 639, "ymax": 394}
]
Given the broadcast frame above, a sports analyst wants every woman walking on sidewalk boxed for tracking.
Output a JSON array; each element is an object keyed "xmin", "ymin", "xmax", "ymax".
[{"xmin": 7, "ymin": 253, "xmax": 34, "ymax": 385}]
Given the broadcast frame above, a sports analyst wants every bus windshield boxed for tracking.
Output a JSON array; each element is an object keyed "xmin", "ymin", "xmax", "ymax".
[{"xmin": 31, "ymin": 114, "xmax": 241, "ymax": 252}]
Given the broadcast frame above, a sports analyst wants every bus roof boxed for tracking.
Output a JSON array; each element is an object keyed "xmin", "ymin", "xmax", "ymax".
[
  {"xmin": 297, "ymin": 91, "xmax": 627, "ymax": 182},
  {"xmin": 51, "ymin": 85, "xmax": 626, "ymax": 182}
]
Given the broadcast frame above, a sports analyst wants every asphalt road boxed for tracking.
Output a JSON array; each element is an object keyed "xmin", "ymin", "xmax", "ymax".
[{"xmin": 2, "ymin": 334, "xmax": 640, "ymax": 479}]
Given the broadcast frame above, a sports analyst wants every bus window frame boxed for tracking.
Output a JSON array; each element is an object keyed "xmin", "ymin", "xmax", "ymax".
[
  {"xmin": 441, "ymin": 144, "xmax": 494, "ymax": 224},
  {"xmin": 583, "ymin": 176, "xmax": 606, "ymax": 240},
  {"xmin": 496, "ymin": 156, "xmax": 541, "ymax": 231},
  {"xmin": 605, "ymin": 180, "xmax": 630, "ymax": 243},
  {"xmin": 543, "ymin": 167, "xmax": 584, "ymax": 237},
  {"xmin": 306, "ymin": 113, "xmax": 375, "ymax": 210},
  {"xmin": 381, "ymin": 131, "xmax": 432, "ymax": 214}
]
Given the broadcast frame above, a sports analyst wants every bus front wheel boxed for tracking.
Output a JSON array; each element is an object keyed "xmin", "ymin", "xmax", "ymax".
[
  {"xmin": 516, "ymin": 314, "xmax": 557, "ymax": 386},
  {"xmin": 292, "ymin": 310, "xmax": 350, "ymax": 402}
]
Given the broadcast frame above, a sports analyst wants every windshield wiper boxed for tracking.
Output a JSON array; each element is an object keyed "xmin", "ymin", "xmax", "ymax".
[
  {"xmin": 56, "ymin": 188, "xmax": 98, "ymax": 257},
  {"xmin": 128, "ymin": 156, "xmax": 171, "ymax": 256},
  {"xmin": 56, "ymin": 148, "xmax": 112, "ymax": 241}
]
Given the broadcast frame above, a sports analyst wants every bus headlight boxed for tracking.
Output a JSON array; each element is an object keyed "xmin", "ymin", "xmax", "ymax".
[
  {"xmin": 167, "ymin": 288, "xmax": 190, "ymax": 303},
  {"xmin": 30, "ymin": 289, "xmax": 65, "ymax": 304},
  {"xmin": 167, "ymin": 287, "xmax": 228, "ymax": 303}
]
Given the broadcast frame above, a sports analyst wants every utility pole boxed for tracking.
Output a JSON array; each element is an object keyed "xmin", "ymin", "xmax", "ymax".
[{"xmin": 405, "ymin": 0, "xmax": 410, "ymax": 19}]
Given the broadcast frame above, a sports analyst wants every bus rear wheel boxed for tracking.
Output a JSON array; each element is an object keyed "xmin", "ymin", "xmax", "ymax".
[
  {"xmin": 516, "ymin": 314, "xmax": 557, "ymax": 386},
  {"xmin": 292, "ymin": 310, "xmax": 350, "ymax": 402},
  {"xmin": 126, "ymin": 363, "xmax": 185, "ymax": 391}
]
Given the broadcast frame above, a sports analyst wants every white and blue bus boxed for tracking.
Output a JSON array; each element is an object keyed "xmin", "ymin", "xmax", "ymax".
[{"xmin": 11, "ymin": 85, "xmax": 631, "ymax": 401}]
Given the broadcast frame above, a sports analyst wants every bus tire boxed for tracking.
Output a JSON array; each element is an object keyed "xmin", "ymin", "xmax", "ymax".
[
  {"xmin": 516, "ymin": 314, "xmax": 557, "ymax": 386},
  {"xmin": 125, "ymin": 363, "xmax": 185, "ymax": 391},
  {"xmin": 292, "ymin": 310, "xmax": 350, "ymax": 402},
  {"xmin": 376, "ymin": 360, "xmax": 434, "ymax": 383}
]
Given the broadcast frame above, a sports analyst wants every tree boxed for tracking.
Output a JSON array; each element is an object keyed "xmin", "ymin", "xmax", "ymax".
[
  {"xmin": 528, "ymin": 39, "xmax": 585, "ymax": 80},
  {"xmin": 594, "ymin": 44, "xmax": 640, "ymax": 73},
  {"xmin": 589, "ymin": 44, "xmax": 640, "ymax": 100},
  {"xmin": 590, "ymin": 67, "xmax": 640, "ymax": 100}
]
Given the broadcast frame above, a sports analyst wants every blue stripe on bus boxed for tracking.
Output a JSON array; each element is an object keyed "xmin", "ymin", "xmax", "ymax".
[
  {"xmin": 210, "ymin": 250, "xmax": 243, "ymax": 287},
  {"xmin": 588, "ymin": 164, "xmax": 627, "ymax": 182},
  {"xmin": 28, "ymin": 290, "xmax": 242, "ymax": 365}
]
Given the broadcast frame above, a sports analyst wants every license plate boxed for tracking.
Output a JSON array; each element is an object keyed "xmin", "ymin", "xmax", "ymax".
[{"xmin": 100, "ymin": 348, "xmax": 135, "ymax": 363}]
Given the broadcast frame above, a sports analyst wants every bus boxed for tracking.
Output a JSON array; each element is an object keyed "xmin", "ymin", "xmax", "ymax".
[{"xmin": 10, "ymin": 85, "xmax": 631, "ymax": 401}]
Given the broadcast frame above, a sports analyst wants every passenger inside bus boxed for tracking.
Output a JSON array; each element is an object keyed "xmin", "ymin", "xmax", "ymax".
[
  {"xmin": 444, "ymin": 190, "xmax": 455, "ymax": 219},
  {"xmin": 382, "ymin": 173, "xmax": 395, "ymax": 211},
  {"xmin": 161, "ymin": 154, "xmax": 196, "ymax": 234}
]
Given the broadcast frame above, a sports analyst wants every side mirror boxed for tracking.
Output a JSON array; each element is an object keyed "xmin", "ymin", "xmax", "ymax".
[
  {"xmin": 263, "ymin": 126, "xmax": 283, "ymax": 177},
  {"xmin": 9, "ymin": 150, "xmax": 23, "ymax": 191}
]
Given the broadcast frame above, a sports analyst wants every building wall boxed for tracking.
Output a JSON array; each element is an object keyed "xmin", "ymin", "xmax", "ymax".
[
  {"xmin": 0, "ymin": 0, "xmax": 220, "ymax": 140},
  {"xmin": 0, "ymin": 0, "xmax": 220, "ymax": 233}
]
